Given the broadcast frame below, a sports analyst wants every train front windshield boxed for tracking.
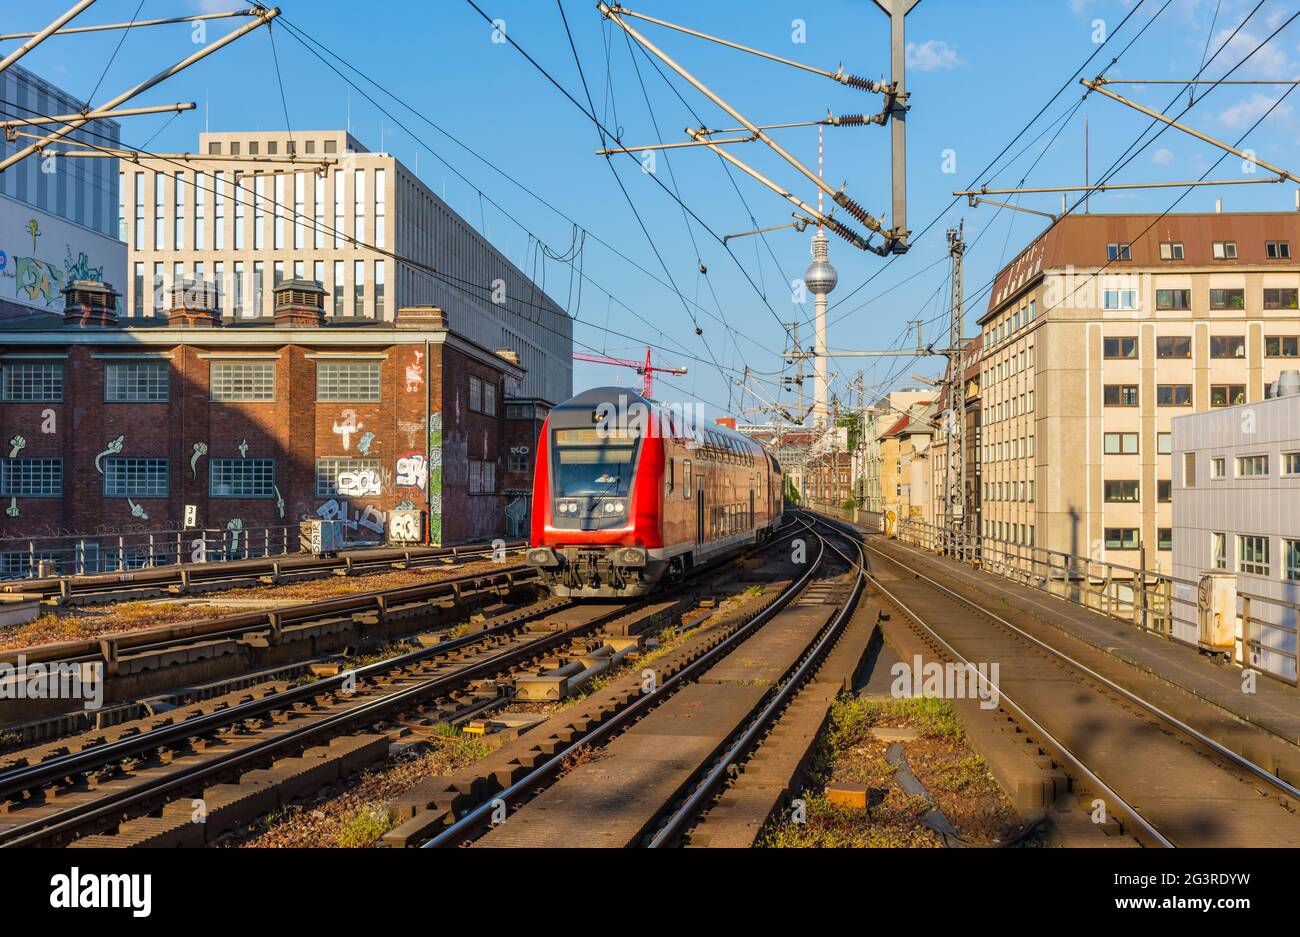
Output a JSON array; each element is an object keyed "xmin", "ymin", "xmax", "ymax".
[{"xmin": 551, "ymin": 428, "xmax": 640, "ymax": 497}]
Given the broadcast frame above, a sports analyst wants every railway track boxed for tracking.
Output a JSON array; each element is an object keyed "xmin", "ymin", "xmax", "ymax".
[
  {"xmin": 854, "ymin": 523, "xmax": 1300, "ymax": 848},
  {"xmin": 2, "ymin": 540, "xmax": 526, "ymax": 607},
  {"xmin": 421, "ymin": 514, "xmax": 868, "ymax": 848},
  {"xmin": 0, "ymin": 528, "xmax": 797, "ymax": 848}
]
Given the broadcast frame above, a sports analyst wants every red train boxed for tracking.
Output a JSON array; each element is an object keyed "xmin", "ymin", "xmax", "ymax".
[{"xmin": 526, "ymin": 387, "xmax": 784, "ymax": 597}]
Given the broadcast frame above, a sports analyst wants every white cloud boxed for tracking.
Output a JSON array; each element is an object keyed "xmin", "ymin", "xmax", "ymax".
[
  {"xmin": 1218, "ymin": 93, "xmax": 1293, "ymax": 129},
  {"xmin": 905, "ymin": 40, "xmax": 961, "ymax": 72},
  {"xmin": 1151, "ymin": 147, "xmax": 1174, "ymax": 166},
  {"xmin": 1208, "ymin": 27, "xmax": 1295, "ymax": 80}
]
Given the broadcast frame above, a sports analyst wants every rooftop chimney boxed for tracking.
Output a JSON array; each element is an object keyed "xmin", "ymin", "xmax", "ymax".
[
  {"xmin": 396, "ymin": 306, "xmax": 448, "ymax": 330},
  {"xmin": 273, "ymin": 278, "xmax": 327, "ymax": 328},
  {"xmin": 168, "ymin": 278, "xmax": 222, "ymax": 328},
  {"xmin": 62, "ymin": 279, "xmax": 120, "ymax": 328},
  {"xmin": 495, "ymin": 348, "xmax": 520, "ymax": 367}
]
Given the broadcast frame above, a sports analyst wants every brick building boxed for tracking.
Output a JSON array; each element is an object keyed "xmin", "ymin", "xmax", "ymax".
[
  {"xmin": 0, "ymin": 278, "xmax": 525, "ymax": 564},
  {"xmin": 502, "ymin": 396, "xmax": 551, "ymax": 539}
]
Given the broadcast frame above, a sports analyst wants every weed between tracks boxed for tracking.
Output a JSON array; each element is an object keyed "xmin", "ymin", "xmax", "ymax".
[
  {"xmin": 759, "ymin": 695, "xmax": 1030, "ymax": 849},
  {"xmin": 226, "ymin": 726, "xmax": 493, "ymax": 848}
]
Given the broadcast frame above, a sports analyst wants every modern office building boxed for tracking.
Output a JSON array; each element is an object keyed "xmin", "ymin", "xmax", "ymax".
[
  {"xmin": 0, "ymin": 64, "xmax": 125, "ymax": 319},
  {"xmin": 979, "ymin": 211, "xmax": 1300, "ymax": 569},
  {"xmin": 119, "ymin": 130, "xmax": 572, "ymax": 403},
  {"xmin": 1171, "ymin": 376, "xmax": 1300, "ymax": 682}
]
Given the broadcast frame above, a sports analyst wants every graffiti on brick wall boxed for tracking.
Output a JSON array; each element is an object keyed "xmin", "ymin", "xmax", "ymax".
[
  {"xmin": 405, "ymin": 348, "xmax": 424, "ymax": 394},
  {"xmin": 127, "ymin": 497, "xmax": 148, "ymax": 520},
  {"xmin": 237, "ymin": 438, "xmax": 249, "ymax": 458},
  {"xmin": 389, "ymin": 509, "xmax": 422, "ymax": 543},
  {"xmin": 428, "ymin": 413, "xmax": 443, "ymax": 545},
  {"xmin": 94, "ymin": 435, "xmax": 125, "ymax": 473},
  {"xmin": 332, "ymin": 410, "xmax": 362, "ymax": 450},
  {"xmin": 191, "ymin": 442, "xmax": 208, "ymax": 479},
  {"xmin": 316, "ymin": 499, "xmax": 385, "ymax": 534},
  {"xmin": 336, "ymin": 468, "xmax": 382, "ymax": 497},
  {"xmin": 396, "ymin": 453, "xmax": 428, "ymax": 491},
  {"xmin": 8, "ymin": 436, "xmax": 25, "ymax": 459},
  {"xmin": 274, "ymin": 485, "xmax": 285, "ymax": 519},
  {"xmin": 357, "ymin": 431, "xmax": 375, "ymax": 456}
]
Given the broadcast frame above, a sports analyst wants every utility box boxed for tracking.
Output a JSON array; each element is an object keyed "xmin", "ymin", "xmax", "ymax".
[
  {"xmin": 1196, "ymin": 573, "xmax": 1238, "ymax": 658},
  {"xmin": 387, "ymin": 510, "xmax": 424, "ymax": 544},
  {"xmin": 301, "ymin": 519, "xmax": 345, "ymax": 556}
]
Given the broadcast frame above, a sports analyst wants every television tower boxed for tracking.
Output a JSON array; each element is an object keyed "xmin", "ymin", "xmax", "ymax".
[{"xmin": 803, "ymin": 125, "xmax": 838, "ymax": 428}]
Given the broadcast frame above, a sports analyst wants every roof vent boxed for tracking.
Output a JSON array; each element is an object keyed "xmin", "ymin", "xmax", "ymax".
[
  {"xmin": 396, "ymin": 306, "xmax": 448, "ymax": 330},
  {"xmin": 61, "ymin": 279, "xmax": 120, "ymax": 328},
  {"xmin": 272, "ymin": 278, "xmax": 327, "ymax": 327},
  {"xmin": 1274, "ymin": 369, "xmax": 1300, "ymax": 398},
  {"xmin": 168, "ymin": 277, "xmax": 222, "ymax": 328}
]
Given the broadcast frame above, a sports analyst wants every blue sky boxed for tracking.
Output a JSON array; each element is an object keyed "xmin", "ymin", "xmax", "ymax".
[{"xmin": 10, "ymin": 0, "xmax": 1300, "ymax": 418}]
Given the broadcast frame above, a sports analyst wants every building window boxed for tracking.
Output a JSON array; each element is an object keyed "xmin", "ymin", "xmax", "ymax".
[
  {"xmin": 253, "ymin": 175, "xmax": 265, "ymax": 251},
  {"xmin": 1212, "ymin": 241, "xmax": 1238, "ymax": 260},
  {"xmin": 469, "ymin": 376, "xmax": 483, "ymax": 412},
  {"xmin": 103, "ymin": 457, "xmax": 168, "ymax": 498},
  {"xmin": 315, "ymin": 457, "xmax": 381, "ymax": 497},
  {"xmin": 1158, "ymin": 528, "xmax": 1173, "ymax": 551},
  {"xmin": 233, "ymin": 172, "xmax": 245, "ymax": 250},
  {"xmin": 1, "ymin": 362, "xmax": 64, "ymax": 402},
  {"xmin": 173, "ymin": 171, "xmax": 185, "ymax": 251},
  {"xmin": 1284, "ymin": 452, "xmax": 1300, "ymax": 476},
  {"xmin": 1104, "ymin": 432, "xmax": 1139, "ymax": 455},
  {"xmin": 1211, "ymin": 457, "xmax": 1226, "ymax": 479},
  {"xmin": 1104, "ymin": 480, "xmax": 1139, "ymax": 502},
  {"xmin": 375, "ymin": 261, "xmax": 386, "ymax": 318},
  {"xmin": 1238, "ymin": 535, "xmax": 1269, "ymax": 576},
  {"xmin": 210, "ymin": 458, "xmax": 275, "ymax": 498},
  {"xmin": 1236, "ymin": 454, "xmax": 1269, "ymax": 477},
  {"xmin": 1209, "ymin": 288, "xmax": 1245, "ymax": 310},
  {"xmin": 508, "ymin": 453, "xmax": 530, "ymax": 473},
  {"xmin": 1103, "ymin": 289, "xmax": 1138, "ymax": 311},
  {"xmin": 1212, "ymin": 533, "xmax": 1226, "ymax": 570},
  {"xmin": 483, "ymin": 381, "xmax": 497, "ymax": 416},
  {"xmin": 333, "ymin": 261, "xmax": 345, "ymax": 318},
  {"xmin": 1265, "ymin": 240, "xmax": 1291, "ymax": 260},
  {"xmin": 1157, "ymin": 480, "xmax": 1171, "ymax": 502},
  {"xmin": 374, "ymin": 168, "xmax": 386, "ymax": 249},
  {"xmin": 105, "ymin": 361, "xmax": 169, "ymax": 402},
  {"xmin": 293, "ymin": 172, "xmax": 306, "ymax": 250},
  {"xmin": 1210, "ymin": 384, "xmax": 1246, "ymax": 407},
  {"xmin": 317, "ymin": 361, "xmax": 381, "ymax": 402},
  {"xmin": 1103, "ymin": 336, "xmax": 1138, "ymax": 359},
  {"xmin": 133, "ymin": 172, "xmax": 144, "ymax": 251},
  {"xmin": 133, "ymin": 263, "xmax": 145, "ymax": 316},
  {"xmin": 1104, "ymin": 528, "xmax": 1139, "ymax": 550},
  {"xmin": 154, "ymin": 173, "xmax": 165, "ymax": 250},
  {"xmin": 314, "ymin": 175, "xmax": 326, "ymax": 250},
  {"xmin": 1156, "ymin": 335, "xmax": 1191, "ymax": 358},
  {"xmin": 1209, "ymin": 335, "xmax": 1245, "ymax": 358},
  {"xmin": 1107, "ymin": 243, "xmax": 1132, "ymax": 261},
  {"xmin": 1159, "ymin": 242, "xmax": 1184, "ymax": 260},
  {"xmin": 1265, "ymin": 336, "xmax": 1299, "ymax": 357},
  {"xmin": 1103, "ymin": 384, "xmax": 1139, "ymax": 406},
  {"xmin": 1286, "ymin": 539, "xmax": 1300, "ymax": 582},
  {"xmin": 1155, "ymin": 289, "xmax": 1191, "ymax": 310},
  {"xmin": 1263, "ymin": 288, "xmax": 1298, "ymax": 310},
  {"xmin": 0, "ymin": 458, "xmax": 63, "ymax": 497},
  {"xmin": 1156, "ymin": 384, "xmax": 1193, "ymax": 407},
  {"xmin": 353, "ymin": 168, "xmax": 366, "ymax": 243},
  {"xmin": 211, "ymin": 361, "xmax": 275, "ymax": 401},
  {"xmin": 1158, "ymin": 432, "xmax": 1172, "ymax": 455},
  {"xmin": 353, "ymin": 260, "xmax": 365, "ymax": 316},
  {"xmin": 468, "ymin": 460, "xmax": 496, "ymax": 494}
]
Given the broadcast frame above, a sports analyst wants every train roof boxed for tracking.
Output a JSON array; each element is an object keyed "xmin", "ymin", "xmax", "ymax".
[{"xmin": 550, "ymin": 386, "xmax": 765, "ymax": 450}]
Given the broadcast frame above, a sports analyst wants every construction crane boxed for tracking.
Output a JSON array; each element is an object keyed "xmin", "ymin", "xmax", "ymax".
[{"xmin": 573, "ymin": 345, "xmax": 687, "ymax": 399}]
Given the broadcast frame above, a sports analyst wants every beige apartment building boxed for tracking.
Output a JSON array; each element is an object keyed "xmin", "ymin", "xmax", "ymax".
[
  {"xmin": 119, "ymin": 130, "xmax": 572, "ymax": 403},
  {"xmin": 980, "ymin": 210, "xmax": 1300, "ymax": 570},
  {"xmin": 861, "ymin": 389, "xmax": 932, "ymax": 513}
]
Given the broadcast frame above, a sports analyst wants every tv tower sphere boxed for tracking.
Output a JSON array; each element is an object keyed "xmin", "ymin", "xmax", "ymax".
[{"xmin": 803, "ymin": 234, "xmax": 838, "ymax": 295}]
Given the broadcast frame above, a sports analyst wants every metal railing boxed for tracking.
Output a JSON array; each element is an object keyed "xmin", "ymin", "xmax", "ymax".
[
  {"xmin": 889, "ymin": 516, "xmax": 1298, "ymax": 687},
  {"xmin": 0, "ymin": 524, "xmax": 301, "ymax": 581}
]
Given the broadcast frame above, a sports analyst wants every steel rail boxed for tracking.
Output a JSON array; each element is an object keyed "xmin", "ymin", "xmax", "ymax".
[
  {"xmin": 647, "ymin": 514, "xmax": 866, "ymax": 846},
  {"xmin": 421, "ymin": 519, "xmax": 824, "ymax": 848},
  {"xmin": 0, "ymin": 597, "xmax": 592, "ymax": 846},
  {"xmin": 863, "ymin": 537, "xmax": 1300, "ymax": 805}
]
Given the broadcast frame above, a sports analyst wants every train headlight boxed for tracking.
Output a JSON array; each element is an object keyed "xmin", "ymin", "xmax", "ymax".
[{"xmin": 556, "ymin": 500, "xmax": 579, "ymax": 515}]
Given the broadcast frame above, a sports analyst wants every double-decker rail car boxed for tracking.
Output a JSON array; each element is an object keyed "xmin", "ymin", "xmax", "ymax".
[{"xmin": 526, "ymin": 387, "xmax": 783, "ymax": 598}]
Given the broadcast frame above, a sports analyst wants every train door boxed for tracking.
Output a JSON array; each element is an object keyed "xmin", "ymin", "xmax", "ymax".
[
  {"xmin": 749, "ymin": 488, "xmax": 755, "ymax": 529},
  {"xmin": 696, "ymin": 476, "xmax": 705, "ymax": 545}
]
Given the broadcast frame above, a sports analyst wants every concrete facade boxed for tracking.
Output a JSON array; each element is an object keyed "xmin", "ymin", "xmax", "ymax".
[
  {"xmin": 119, "ymin": 130, "xmax": 572, "ymax": 403},
  {"xmin": 980, "ymin": 211, "xmax": 1300, "ymax": 569},
  {"xmin": 1171, "ymin": 391, "xmax": 1300, "ymax": 680}
]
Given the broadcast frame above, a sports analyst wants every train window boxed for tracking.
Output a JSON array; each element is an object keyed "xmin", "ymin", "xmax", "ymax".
[{"xmin": 666, "ymin": 458, "xmax": 675, "ymax": 494}]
